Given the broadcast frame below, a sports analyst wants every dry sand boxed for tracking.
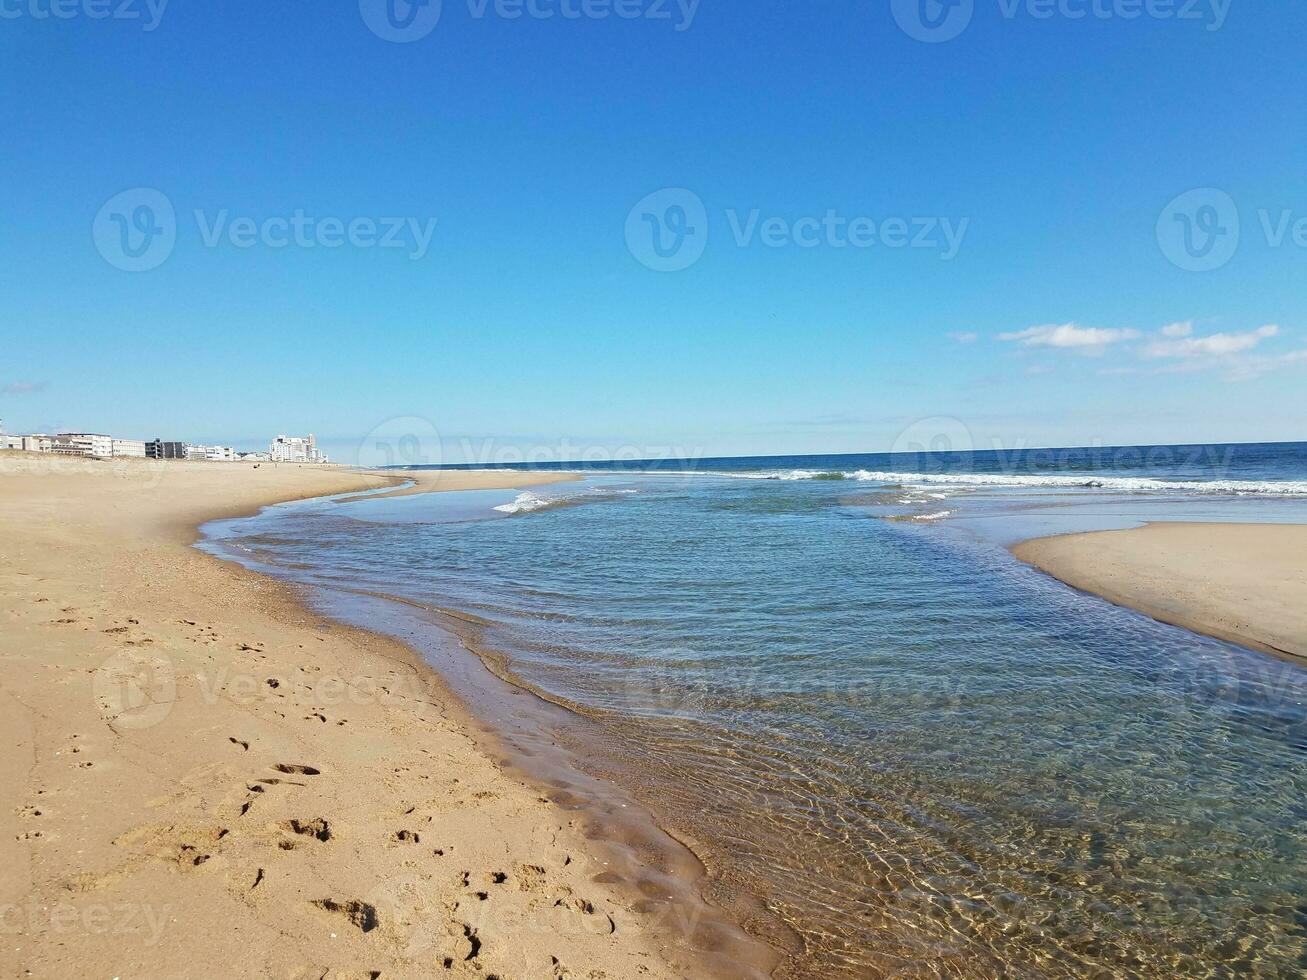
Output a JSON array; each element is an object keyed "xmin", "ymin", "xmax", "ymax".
[
  {"xmin": 0, "ymin": 454, "xmax": 766, "ymax": 979},
  {"xmin": 1013, "ymin": 521, "xmax": 1307, "ymax": 660}
]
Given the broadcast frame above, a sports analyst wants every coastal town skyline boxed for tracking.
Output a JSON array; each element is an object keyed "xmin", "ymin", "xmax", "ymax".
[
  {"xmin": 3, "ymin": 407, "xmax": 1303, "ymax": 470},
  {"xmin": 0, "ymin": 422, "xmax": 329, "ymax": 463}
]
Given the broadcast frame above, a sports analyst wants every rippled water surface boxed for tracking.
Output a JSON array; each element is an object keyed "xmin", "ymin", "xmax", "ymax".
[{"xmin": 206, "ymin": 466, "xmax": 1307, "ymax": 978}]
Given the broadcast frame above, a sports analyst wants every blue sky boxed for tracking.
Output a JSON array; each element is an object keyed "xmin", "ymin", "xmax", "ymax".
[{"xmin": 2, "ymin": 0, "xmax": 1304, "ymax": 463}]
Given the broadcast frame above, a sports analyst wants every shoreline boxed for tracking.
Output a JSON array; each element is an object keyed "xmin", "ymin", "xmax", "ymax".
[
  {"xmin": 201, "ymin": 501, "xmax": 785, "ymax": 978},
  {"xmin": 0, "ymin": 455, "xmax": 773, "ymax": 979},
  {"xmin": 332, "ymin": 468, "xmax": 582, "ymax": 503},
  {"xmin": 1012, "ymin": 521, "xmax": 1307, "ymax": 661}
]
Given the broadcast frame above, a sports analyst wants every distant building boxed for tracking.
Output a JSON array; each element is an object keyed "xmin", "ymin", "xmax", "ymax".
[
  {"xmin": 112, "ymin": 439, "xmax": 147, "ymax": 458},
  {"xmin": 187, "ymin": 444, "xmax": 236, "ymax": 462},
  {"xmin": 0, "ymin": 427, "xmax": 182, "ymax": 458},
  {"xmin": 270, "ymin": 433, "xmax": 327, "ymax": 464},
  {"xmin": 146, "ymin": 439, "xmax": 189, "ymax": 460},
  {"xmin": 0, "ymin": 420, "xmax": 55, "ymax": 453},
  {"xmin": 53, "ymin": 433, "xmax": 114, "ymax": 458},
  {"xmin": 1, "ymin": 427, "xmax": 313, "ymax": 464}
]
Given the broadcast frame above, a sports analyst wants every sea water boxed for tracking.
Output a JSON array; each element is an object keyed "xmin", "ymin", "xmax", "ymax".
[{"xmin": 203, "ymin": 443, "xmax": 1307, "ymax": 977}]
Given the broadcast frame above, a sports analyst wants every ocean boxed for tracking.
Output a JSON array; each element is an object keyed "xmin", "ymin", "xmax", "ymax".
[{"xmin": 202, "ymin": 442, "xmax": 1307, "ymax": 977}]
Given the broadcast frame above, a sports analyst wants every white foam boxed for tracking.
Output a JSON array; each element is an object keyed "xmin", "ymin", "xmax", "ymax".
[
  {"xmin": 912, "ymin": 510, "xmax": 952, "ymax": 521},
  {"xmin": 491, "ymin": 485, "xmax": 640, "ymax": 516},
  {"xmin": 721, "ymin": 468, "xmax": 838, "ymax": 481},
  {"xmin": 710, "ymin": 467, "xmax": 1307, "ymax": 496},
  {"xmin": 848, "ymin": 470, "xmax": 1307, "ymax": 495},
  {"xmin": 493, "ymin": 491, "xmax": 555, "ymax": 514}
]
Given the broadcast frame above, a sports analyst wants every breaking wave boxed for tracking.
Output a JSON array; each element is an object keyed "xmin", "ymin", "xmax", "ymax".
[
  {"xmin": 715, "ymin": 469, "xmax": 1307, "ymax": 496},
  {"xmin": 493, "ymin": 491, "xmax": 556, "ymax": 514},
  {"xmin": 492, "ymin": 485, "xmax": 641, "ymax": 516}
]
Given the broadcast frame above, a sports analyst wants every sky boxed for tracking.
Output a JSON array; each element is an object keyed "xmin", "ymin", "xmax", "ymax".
[{"xmin": 2, "ymin": 0, "xmax": 1305, "ymax": 464}]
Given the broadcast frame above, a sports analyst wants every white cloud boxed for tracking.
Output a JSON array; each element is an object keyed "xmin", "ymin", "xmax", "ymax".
[
  {"xmin": 948, "ymin": 331, "xmax": 978, "ymax": 344},
  {"xmin": 998, "ymin": 323, "xmax": 1140, "ymax": 351},
  {"xmin": 1143, "ymin": 324, "xmax": 1279, "ymax": 359},
  {"xmin": 1218, "ymin": 347, "xmax": 1307, "ymax": 382},
  {"xmin": 1139, "ymin": 323, "xmax": 1304, "ymax": 381},
  {"xmin": 1, "ymin": 381, "xmax": 47, "ymax": 395},
  {"xmin": 987, "ymin": 319, "xmax": 1305, "ymax": 383}
]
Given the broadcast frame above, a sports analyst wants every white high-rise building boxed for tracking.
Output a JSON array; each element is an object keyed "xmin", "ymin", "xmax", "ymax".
[
  {"xmin": 112, "ymin": 439, "xmax": 148, "ymax": 458},
  {"xmin": 0, "ymin": 420, "xmax": 54, "ymax": 453},
  {"xmin": 53, "ymin": 433, "xmax": 114, "ymax": 458},
  {"xmin": 270, "ymin": 433, "xmax": 326, "ymax": 464},
  {"xmin": 187, "ymin": 444, "xmax": 236, "ymax": 462},
  {"xmin": 0, "ymin": 418, "xmax": 20, "ymax": 451},
  {"xmin": 0, "ymin": 423, "xmax": 120, "ymax": 456}
]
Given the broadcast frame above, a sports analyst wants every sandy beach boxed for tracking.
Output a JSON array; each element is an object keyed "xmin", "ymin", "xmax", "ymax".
[
  {"xmin": 0, "ymin": 454, "xmax": 764, "ymax": 979},
  {"xmin": 1014, "ymin": 521, "xmax": 1307, "ymax": 661}
]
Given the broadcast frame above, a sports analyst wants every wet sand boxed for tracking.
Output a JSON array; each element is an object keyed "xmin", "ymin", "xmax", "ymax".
[
  {"xmin": 0, "ymin": 453, "xmax": 769, "ymax": 979},
  {"xmin": 334, "ymin": 468, "xmax": 579, "ymax": 503},
  {"xmin": 1013, "ymin": 521, "xmax": 1307, "ymax": 660}
]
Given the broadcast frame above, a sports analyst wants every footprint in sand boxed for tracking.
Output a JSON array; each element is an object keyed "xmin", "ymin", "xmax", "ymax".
[
  {"xmin": 114, "ymin": 824, "xmax": 229, "ymax": 870},
  {"xmin": 272, "ymin": 763, "xmax": 321, "ymax": 776},
  {"xmin": 517, "ymin": 864, "xmax": 549, "ymax": 893},
  {"xmin": 310, "ymin": 898, "xmax": 378, "ymax": 933},
  {"xmin": 282, "ymin": 818, "xmax": 332, "ymax": 842}
]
